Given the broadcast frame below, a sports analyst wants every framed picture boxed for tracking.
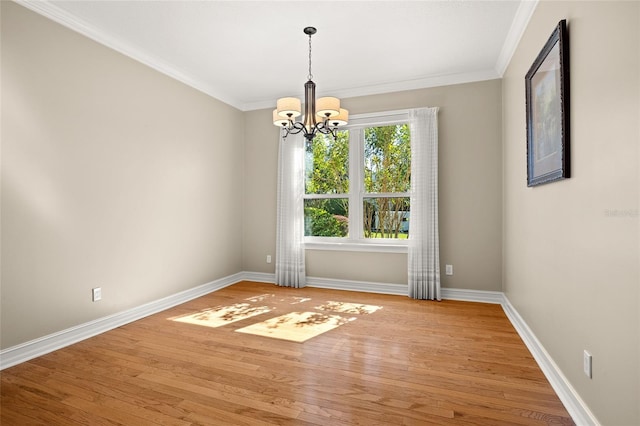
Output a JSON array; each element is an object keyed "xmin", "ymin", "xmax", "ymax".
[{"xmin": 525, "ymin": 19, "xmax": 570, "ymax": 187}]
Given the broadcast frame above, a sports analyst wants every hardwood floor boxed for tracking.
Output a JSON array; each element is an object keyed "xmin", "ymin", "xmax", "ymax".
[{"xmin": 1, "ymin": 281, "xmax": 574, "ymax": 425}]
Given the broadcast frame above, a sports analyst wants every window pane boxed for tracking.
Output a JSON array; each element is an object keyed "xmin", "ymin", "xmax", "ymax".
[
  {"xmin": 363, "ymin": 197, "xmax": 410, "ymax": 239},
  {"xmin": 304, "ymin": 199, "xmax": 349, "ymax": 237},
  {"xmin": 364, "ymin": 124, "xmax": 411, "ymax": 193},
  {"xmin": 305, "ymin": 131, "xmax": 349, "ymax": 194}
]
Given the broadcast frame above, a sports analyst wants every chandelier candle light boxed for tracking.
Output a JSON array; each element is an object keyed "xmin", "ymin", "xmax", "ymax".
[{"xmin": 273, "ymin": 27, "xmax": 348, "ymax": 141}]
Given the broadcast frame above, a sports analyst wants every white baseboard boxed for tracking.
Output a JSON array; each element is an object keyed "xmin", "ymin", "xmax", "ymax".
[
  {"xmin": 501, "ymin": 296, "xmax": 600, "ymax": 426},
  {"xmin": 307, "ymin": 276, "xmax": 408, "ymax": 295},
  {"xmin": 241, "ymin": 271, "xmax": 275, "ymax": 283},
  {"xmin": 0, "ymin": 272, "xmax": 243, "ymax": 370},
  {"xmin": 441, "ymin": 287, "xmax": 504, "ymax": 304},
  {"xmin": 0, "ymin": 271, "xmax": 598, "ymax": 426},
  {"xmin": 243, "ymin": 272, "xmax": 407, "ymax": 295},
  {"xmin": 243, "ymin": 273, "xmax": 504, "ymax": 304}
]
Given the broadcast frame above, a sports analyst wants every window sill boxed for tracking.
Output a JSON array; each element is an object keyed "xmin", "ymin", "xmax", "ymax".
[{"xmin": 304, "ymin": 241, "xmax": 408, "ymax": 254}]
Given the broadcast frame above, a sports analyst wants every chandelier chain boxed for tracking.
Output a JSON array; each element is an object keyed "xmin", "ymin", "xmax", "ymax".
[{"xmin": 307, "ymin": 33, "xmax": 313, "ymax": 81}]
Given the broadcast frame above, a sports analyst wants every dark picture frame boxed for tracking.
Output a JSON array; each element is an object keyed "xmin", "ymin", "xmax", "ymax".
[{"xmin": 525, "ymin": 19, "xmax": 570, "ymax": 187}]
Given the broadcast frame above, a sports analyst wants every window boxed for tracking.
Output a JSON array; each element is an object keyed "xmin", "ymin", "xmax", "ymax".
[{"xmin": 304, "ymin": 111, "xmax": 411, "ymax": 252}]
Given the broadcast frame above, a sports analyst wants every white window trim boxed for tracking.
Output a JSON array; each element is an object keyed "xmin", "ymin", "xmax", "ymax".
[
  {"xmin": 304, "ymin": 109, "xmax": 412, "ymax": 253},
  {"xmin": 304, "ymin": 241, "xmax": 408, "ymax": 253}
]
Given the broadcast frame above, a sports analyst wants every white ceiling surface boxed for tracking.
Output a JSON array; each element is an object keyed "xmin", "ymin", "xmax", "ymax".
[{"xmin": 19, "ymin": 1, "xmax": 537, "ymax": 111}]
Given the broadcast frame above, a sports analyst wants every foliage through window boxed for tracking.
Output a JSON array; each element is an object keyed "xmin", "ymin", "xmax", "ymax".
[
  {"xmin": 304, "ymin": 113, "xmax": 411, "ymax": 244},
  {"xmin": 304, "ymin": 131, "xmax": 349, "ymax": 237}
]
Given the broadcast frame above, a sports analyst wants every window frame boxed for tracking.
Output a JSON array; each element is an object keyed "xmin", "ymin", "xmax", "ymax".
[{"xmin": 304, "ymin": 110, "xmax": 412, "ymax": 253}]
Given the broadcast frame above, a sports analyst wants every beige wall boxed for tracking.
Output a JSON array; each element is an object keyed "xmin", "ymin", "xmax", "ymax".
[
  {"xmin": 1, "ymin": 2, "xmax": 244, "ymax": 348},
  {"xmin": 3, "ymin": 1, "xmax": 638, "ymax": 422},
  {"xmin": 244, "ymin": 80, "xmax": 503, "ymax": 291},
  {"xmin": 502, "ymin": 2, "xmax": 639, "ymax": 424}
]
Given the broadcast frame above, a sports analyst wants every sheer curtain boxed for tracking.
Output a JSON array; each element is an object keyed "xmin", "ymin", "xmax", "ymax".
[
  {"xmin": 275, "ymin": 133, "xmax": 306, "ymax": 288},
  {"xmin": 408, "ymin": 107, "xmax": 440, "ymax": 300}
]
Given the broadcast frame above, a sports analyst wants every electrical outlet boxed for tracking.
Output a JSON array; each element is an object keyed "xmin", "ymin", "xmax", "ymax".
[
  {"xmin": 266, "ymin": 255, "xmax": 272, "ymax": 264},
  {"xmin": 92, "ymin": 287, "xmax": 102, "ymax": 302},
  {"xmin": 445, "ymin": 264, "xmax": 453, "ymax": 275},
  {"xmin": 583, "ymin": 350, "xmax": 592, "ymax": 378}
]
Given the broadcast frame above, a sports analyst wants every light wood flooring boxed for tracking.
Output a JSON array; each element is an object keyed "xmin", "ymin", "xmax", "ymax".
[{"xmin": 1, "ymin": 281, "xmax": 574, "ymax": 425}]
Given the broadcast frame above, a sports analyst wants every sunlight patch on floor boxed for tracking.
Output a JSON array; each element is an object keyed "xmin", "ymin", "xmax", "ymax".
[
  {"xmin": 170, "ymin": 303, "xmax": 271, "ymax": 328},
  {"xmin": 245, "ymin": 293, "xmax": 312, "ymax": 304},
  {"xmin": 315, "ymin": 301, "xmax": 382, "ymax": 315},
  {"xmin": 235, "ymin": 311, "xmax": 356, "ymax": 342},
  {"xmin": 168, "ymin": 292, "xmax": 384, "ymax": 342}
]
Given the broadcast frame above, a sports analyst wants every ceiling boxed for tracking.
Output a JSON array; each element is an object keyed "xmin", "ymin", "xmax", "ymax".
[{"xmin": 20, "ymin": 0, "xmax": 537, "ymax": 111}]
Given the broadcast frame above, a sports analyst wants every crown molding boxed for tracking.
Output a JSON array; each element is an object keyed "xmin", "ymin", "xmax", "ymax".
[
  {"xmin": 243, "ymin": 69, "xmax": 501, "ymax": 111},
  {"xmin": 15, "ymin": 0, "xmax": 243, "ymax": 110},
  {"xmin": 16, "ymin": 0, "xmax": 535, "ymax": 111},
  {"xmin": 495, "ymin": 0, "xmax": 539, "ymax": 76}
]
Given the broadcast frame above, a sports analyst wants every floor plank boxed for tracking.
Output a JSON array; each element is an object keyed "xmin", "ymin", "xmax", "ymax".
[{"xmin": 1, "ymin": 281, "xmax": 574, "ymax": 425}]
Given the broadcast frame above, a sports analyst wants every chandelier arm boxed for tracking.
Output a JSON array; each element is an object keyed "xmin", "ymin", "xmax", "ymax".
[
  {"xmin": 282, "ymin": 121, "xmax": 338, "ymax": 142},
  {"xmin": 281, "ymin": 121, "xmax": 313, "ymax": 141},
  {"xmin": 314, "ymin": 121, "xmax": 339, "ymax": 141},
  {"xmin": 285, "ymin": 121, "xmax": 306, "ymax": 135}
]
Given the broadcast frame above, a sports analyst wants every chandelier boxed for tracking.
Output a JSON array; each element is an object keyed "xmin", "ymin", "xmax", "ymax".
[{"xmin": 273, "ymin": 27, "xmax": 348, "ymax": 141}]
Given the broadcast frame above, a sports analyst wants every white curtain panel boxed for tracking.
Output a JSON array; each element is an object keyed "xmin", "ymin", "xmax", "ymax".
[
  {"xmin": 275, "ymin": 133, "xmax": 306, "ymax": 288},
  {"xmin": 408, "ymin": 107, "xmax": 441, "ymax": 300}
]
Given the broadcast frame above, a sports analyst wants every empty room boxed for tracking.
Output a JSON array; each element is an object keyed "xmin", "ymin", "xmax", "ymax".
[{"xmin": 1, "ymin": 1, "xmax": 638, "ymax": 425}]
